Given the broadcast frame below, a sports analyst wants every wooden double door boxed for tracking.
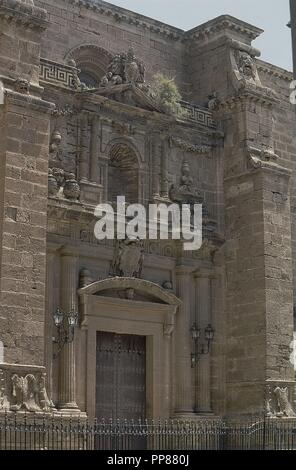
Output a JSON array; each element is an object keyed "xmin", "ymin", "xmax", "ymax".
[{"xmin": 95, "ymin": 331, "xmax": 146, "ymax": 421}]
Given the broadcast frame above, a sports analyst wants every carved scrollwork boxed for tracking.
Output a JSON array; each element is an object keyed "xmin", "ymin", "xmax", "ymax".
[{"xmin": 170, "ymin": 136, "xmax": 211, "ymax": 154}]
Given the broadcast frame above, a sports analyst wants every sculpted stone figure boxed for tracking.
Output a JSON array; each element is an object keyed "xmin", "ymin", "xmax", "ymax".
[
  {"xmin": 110, "ymin": 237, "xmax": 144, "ymax": 278},
  {"xmin": 274, "ymin": 386, "xmax": 296, "ymax": 417},
  {"xmin": 238, "ymin": 52, "xmax": 256, "ymax": 80},
  {"xmin": 100, "ymin": 48, "xmax": 145, "ymax": 87},
  {"xmin": 169, "ymin": 160, "xmax": 202, "ymax": 205}
]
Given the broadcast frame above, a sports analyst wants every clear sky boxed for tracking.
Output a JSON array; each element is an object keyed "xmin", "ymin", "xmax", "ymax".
[{"xmin": 107, "ymin": 0, "xmax": 292, "ymax": 71}]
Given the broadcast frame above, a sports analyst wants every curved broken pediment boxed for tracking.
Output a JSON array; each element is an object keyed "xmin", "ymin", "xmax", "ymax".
[{"xmin": 78, "ymin": 277, "xmax": 181, "ymax": 306}]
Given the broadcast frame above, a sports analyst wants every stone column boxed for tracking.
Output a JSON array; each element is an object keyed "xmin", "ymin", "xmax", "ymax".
[
  {"xmin": 194, "ymin": 270, "xmax": 213, "ymax": 414},
  {"xmin": 58, "ymin": 250, "xmax": 80, "ymax": 412},
  {"xmin": 174, "ymin": 266, "xmax": 195, "ymax": 416},
  {"xmin": 45, "ymin": 247, "xmax": 58, "ymax": 400},
  {"xmin": 151, "ymin": 137, "xmax": 160, "ymax": 199},
  {"xmin": 90, "ymin": 114, "xmax": 100, "ymax": 183},
  {"xmin": 79, "ymin": 112, "xmax": 89, "ymax": 182},
  {"xmin": 160, "ymin": 138, "xmax": 169, "ymax": 198}
]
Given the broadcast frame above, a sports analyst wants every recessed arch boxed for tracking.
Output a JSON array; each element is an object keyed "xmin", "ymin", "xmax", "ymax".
[
  {"xmin": 106, "ymin": 139, "xmax": 143, "ymax": 204},
  {"xmin": 65, "ymin": 44, "xmax": 113, "ymax": 87}
]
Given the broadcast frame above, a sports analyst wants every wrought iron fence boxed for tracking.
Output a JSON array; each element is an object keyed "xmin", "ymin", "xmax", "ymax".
[{"xmin": 0, "ymin": 414, "xmax": 296, "ymax": 450}]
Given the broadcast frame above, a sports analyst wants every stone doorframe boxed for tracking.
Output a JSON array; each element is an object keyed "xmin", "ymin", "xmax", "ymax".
[{"xmin": 78, "ymin": 278, "xmax": 181, "ymax": 420}]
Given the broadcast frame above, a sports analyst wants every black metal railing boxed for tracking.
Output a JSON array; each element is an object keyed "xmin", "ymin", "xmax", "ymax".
[{"xmin": 0, "ymin": 414, "xmax": 296, "ymax": 450}]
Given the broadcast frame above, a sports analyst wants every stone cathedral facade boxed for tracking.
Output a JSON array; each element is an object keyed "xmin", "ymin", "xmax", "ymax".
[{"xmin": 0, "ymin": 0, "xmax": 295, "ymax": 422}]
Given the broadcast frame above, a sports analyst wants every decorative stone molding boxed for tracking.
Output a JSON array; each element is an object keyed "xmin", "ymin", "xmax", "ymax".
[
  {"xmin": 178, "ymin": 101, "xmax": 217, "ymax": 129},
  {"xmin": 14, "ymin": 78, "xmax": 31, "ymax": 94},
  {"xmin": 51, "ymin": 105, "xmax": 77, "ymax": 117},
  {"xmin": 257, "ymin": 60, "xmax": 293, "ymax": 82},
  {"xmin": 0, "ymin": 364, "xmax": 53, "ymax": 413},
  {"xmin": 170, "ymin": 136, "xmax": 211, "ymax": 154},
  {"xmin": 184, "ymin": 15, "xmax": 263, "ymax": 44},
  {"xmin": 0, "ymin": 0, "xmax": 48, "ymax": 29},
  {"xmin": 68, "ymin": 0, "xmax": 182, "ymax": 41},
  {"xmin": 40, "ymin": 58, "xmax": 89, "ymax": 91},
  {"xmin": 247, "ymin": 146, "xmax": 279, "ymax": 170},
  {"xmin": 78, "ymin": 277, "xmax": 181, "ymax": 307}
]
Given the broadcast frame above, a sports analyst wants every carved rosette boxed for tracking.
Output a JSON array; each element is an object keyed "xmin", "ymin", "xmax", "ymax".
[{"xmin": 0, "ymin": 364, "xmax": 53, "ymax": 413}]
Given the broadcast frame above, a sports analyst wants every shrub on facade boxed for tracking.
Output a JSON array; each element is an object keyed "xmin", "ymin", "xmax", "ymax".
[{"xmin": 149, "ymin": 73, "xmax": 182, "ymax": 116}]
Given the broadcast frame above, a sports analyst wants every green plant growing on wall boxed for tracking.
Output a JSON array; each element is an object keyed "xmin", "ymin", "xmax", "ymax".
[{"xmin": 149, "ymin": 73, "xmax": 182, "ymax": 116}]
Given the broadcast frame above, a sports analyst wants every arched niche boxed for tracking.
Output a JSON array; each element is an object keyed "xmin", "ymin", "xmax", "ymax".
[
  {"xmin": 107, "ymin": 142, "xmax": 141, "ymax": 204},
  {"xmin": 65, "ymin": 44, "xmax": 112, "ymax": 87}
]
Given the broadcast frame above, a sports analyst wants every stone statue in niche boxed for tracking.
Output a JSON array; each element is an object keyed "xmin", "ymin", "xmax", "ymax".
[
  {"xmin": 238, "ymin": 52, "xmax": 256, "ymax": 80},
  {"xmin": 100, "ymin": 47, "xmax": 145, "ymax": 88},
  {"xmin": 169, "ymin": 160, "xmax": 202, "ymax": 206},
  {"xmin": 110, "ymin": 237, "xmax": 145, "ymax": 278}
]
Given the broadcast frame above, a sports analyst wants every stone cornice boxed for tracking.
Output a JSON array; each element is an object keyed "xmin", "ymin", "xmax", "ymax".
[
  {"xmin": 4, "ymin": 88, "xmax": 55, "ymax": 113},
  {"xmin": 184, "ymin": 15, "xmax": 263, "ymax": 43},
  {"xmin": 0, "ymin": 0, "xmax": 48, "ymax": 30},
  {"xmin": 68, "ymin": 0, "xmax": 183, "ymax": 40},
  {"xmin": 256, "ymin": 59, "xmax": 293, "ymax": 82}
]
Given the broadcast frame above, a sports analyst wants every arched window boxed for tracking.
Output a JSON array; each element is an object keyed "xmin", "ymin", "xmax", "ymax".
[{"xmin": 108, "ymin": 143, "xmax": 139, "ymax": 204}]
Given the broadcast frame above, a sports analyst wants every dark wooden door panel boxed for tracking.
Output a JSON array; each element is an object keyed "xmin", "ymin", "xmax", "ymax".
[{"xmin": 96, "ymin": 332, "xmax": 146, "ymax": 421}]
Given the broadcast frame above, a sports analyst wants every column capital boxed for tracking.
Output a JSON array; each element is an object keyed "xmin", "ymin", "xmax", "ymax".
[
  {"xmin": 194, "ymin": 268, "xmax": 216, "ymax": 279},
  {"xmin": 175, "ymin": 265, "xmax": 195, "ymax": 276},
  {"xmin": 60, "ymin": 246, "xmax": 79, "ymax": 259}
]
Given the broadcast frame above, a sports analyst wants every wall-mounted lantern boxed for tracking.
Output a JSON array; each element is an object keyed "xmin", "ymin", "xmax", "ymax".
[
  {"xmin": 190, "ymin": 322, "xmax": 214, "ymax": 368},
  {"xmin": 53, "ymin": 308, "xmax": 79, "ymax": 357}
]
